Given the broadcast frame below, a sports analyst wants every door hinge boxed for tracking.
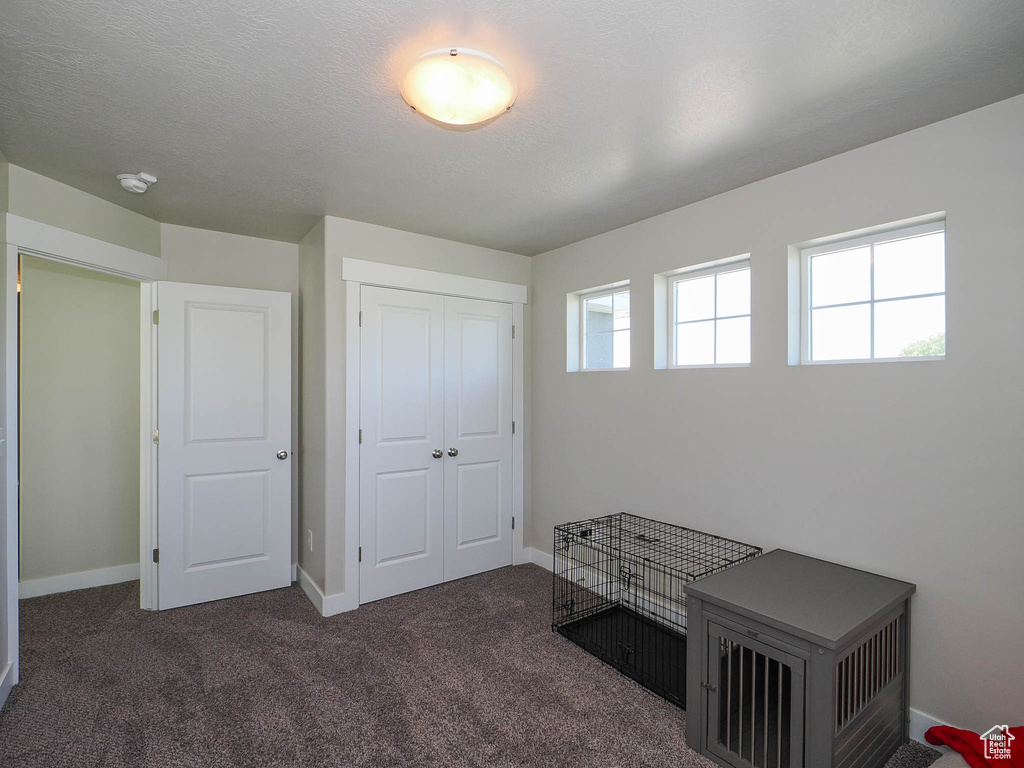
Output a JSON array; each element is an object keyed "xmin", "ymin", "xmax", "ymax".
[
  {"xmin": 512, "ymin": 516, "xmax": 515, "ymax": 530},
  {"xmin": 359, "ymin": 311, "xmax": 362, "ymax": 327},
  {"xmin": 152, "ymin": 429, "xmax": 159, "ymax": 445},
  {"xmin": 512, "ymin": 324, "xmax": 515, "ymax": 339},
  {"xmin": 701, "ymin": 681, "xmax": 717, "ymax": 692},
  {"xmin": 512, "ymin": 420, "xmax": 515, "ymax": 434},
  {"xmin": 359, "ymin": 428, "xmax": 362, "ymax": 444},
  {"xmin": 152, "ymin": 548, "xmax": 159, "ymax": 563},
  {"xmin": 152, "ymin": 309, "xmax": 159, "ymax": 325},
  {"xmin": 358, "ymin": 546, "xmax": 362, "ymax": 563}
]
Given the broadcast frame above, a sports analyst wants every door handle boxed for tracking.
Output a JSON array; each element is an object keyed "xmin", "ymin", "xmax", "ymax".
[
  {"xmin": 277, "ymin": 450, "xmax": 289, "ymax": 460},
  {"xmin": 432, "ymin": 449, "xmax": 443, "ymax": 459},
  {"xmin": 447, "ymin": 447, "xmax": 459, "ymax": 457}
]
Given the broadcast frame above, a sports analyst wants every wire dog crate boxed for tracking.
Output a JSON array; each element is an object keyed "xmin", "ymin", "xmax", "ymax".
[{"xmin": 552, "ymin": 513, "xmax": 763, "ymax": 708}]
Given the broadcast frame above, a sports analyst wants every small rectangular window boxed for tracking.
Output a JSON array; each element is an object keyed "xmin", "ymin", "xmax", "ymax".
[
  {"xmin": 582, "ymin": 287, "xmax": 630, "ymax": 369},
  {"xmin": 671, "ymin": 260, "xmax": 751, "ymax": 366},
  {"xmin": 803, "ymin": 221, "xmax": 945, "ymax": 362}
]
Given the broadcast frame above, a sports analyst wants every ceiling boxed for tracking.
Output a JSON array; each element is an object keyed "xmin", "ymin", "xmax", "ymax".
[{"xmin": 1, "ymin": 0, "xmax": 1022, "ymax": 256}]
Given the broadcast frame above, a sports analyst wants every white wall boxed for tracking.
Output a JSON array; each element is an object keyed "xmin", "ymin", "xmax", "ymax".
[
  {"xmin": 159, "ymin": 223, "xmax": 300, "ymax": 571},
  {"xmin": 529, "ymin": 94, "xmax": 1024, "ymax": 731},
  {"xmin": 19, "ymin": 257, "xmax": 140, "ymax": 582}
]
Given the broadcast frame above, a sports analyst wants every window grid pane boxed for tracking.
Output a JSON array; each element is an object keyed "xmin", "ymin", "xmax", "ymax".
[
  {"xmin": 673, "ymin": 266, "xmax": 751, "ymax": 366},
  {"xmin": 583, "ymin": 289, "xmax": 630, "ymax": 369},
  {"xmin": 808, "ymin": 229, "xmax": 945, "ymax": 362}
]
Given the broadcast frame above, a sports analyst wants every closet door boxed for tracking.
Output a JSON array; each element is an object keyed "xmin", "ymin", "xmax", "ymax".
[
  {"xmin": 443, "ymin": 297, "xmax": 514, "ymax": 581},
  {"xmin": 359, "ymin": 287, "xmax": 445, "ymax": 603}
]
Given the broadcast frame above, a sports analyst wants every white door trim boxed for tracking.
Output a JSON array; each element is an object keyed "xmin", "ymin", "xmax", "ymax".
[
  {"xmin": 140, "ymin": 283, "xmax": 159, "ymax": 610},
  {"xmin": 342, "ymin": 258, "xmax": 528, "ymax": 305},
  {"xmin": 3, "ymin": 246, "xmax": 18, "ymax": 688},
  {"xmin": 512, "ymin": 302, "xmax": 526, "ymax": 562},
  {"xmin": 336, "ymin": 263, "xmax": 527, "ymax": 616},
  {"xmin": 2, "ymin": 220, "xmax": 166, "ymax": 692},
  {"xmin": 343, "ymin": 280, "xmax": 361, "ymax": 609},
  {"xmin": 6, "ymin": 214, "xmax": 167, "ymax": 282}
]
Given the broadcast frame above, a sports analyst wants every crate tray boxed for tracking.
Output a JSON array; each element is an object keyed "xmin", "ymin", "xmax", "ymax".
[{"xmin": 556, "ymin": 605, "xmax": 688, "ymax": 708}]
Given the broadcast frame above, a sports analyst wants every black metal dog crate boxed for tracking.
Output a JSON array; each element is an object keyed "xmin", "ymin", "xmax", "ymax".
[
  {"xmin": 684, "ymin": 550, "xmax": 916, "ymax": 768},
  {"xmin": 551, "ymin": 513, "xmax": 763, "ymax": 708}
]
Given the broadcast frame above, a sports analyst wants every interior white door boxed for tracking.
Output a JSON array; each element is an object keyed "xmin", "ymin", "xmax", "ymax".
[
  {"xmin": 156, "ymin": 281, "xmax": 291, "ymax": 610},
  {"xmin": 443, "ymin": 297, "xmax": 514, "ymax": 581},
  {"xmin": 359, "ymin": 286, "xmax": 445, "ymax": 603}
]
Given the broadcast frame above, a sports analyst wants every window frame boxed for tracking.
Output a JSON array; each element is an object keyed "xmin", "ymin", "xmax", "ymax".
[
  {"xmin": 580, "ymin": 285, "xmax": 630, "ymax": 371},
  {"xmin": 800, "ymin": 220, "xmax": 946, "ymax": 365},
  {"xmin": 668, "ymin": 258, "xmax": 751, "ymax": 369}
]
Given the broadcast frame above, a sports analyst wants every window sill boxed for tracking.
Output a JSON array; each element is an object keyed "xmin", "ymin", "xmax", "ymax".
[
  {"xmin": 665, "ymin": 363, "xmax": 750, "ymax": 370},
  {"xmin": 794, "ymin": 355, "xmax": 945, "ymax": 366}
]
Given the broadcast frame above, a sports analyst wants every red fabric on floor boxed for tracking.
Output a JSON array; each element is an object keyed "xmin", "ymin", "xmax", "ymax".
[{"xmin": 925, "ymin": 725, "xmax": 1024, "ymax": 767}]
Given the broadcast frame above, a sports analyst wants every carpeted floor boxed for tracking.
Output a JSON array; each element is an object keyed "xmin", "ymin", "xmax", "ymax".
[{"xmin": 0, "ymin": 564, "xmax": 939, "ymax": 767}]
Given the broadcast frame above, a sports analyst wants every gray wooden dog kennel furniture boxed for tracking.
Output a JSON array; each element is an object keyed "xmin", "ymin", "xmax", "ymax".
[{"xmin": 684, "ymin": 550, "xmax": 915, "ymax": 768}]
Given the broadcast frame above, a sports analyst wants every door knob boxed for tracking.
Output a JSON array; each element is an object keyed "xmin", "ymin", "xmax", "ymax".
[
  {"xmin": 432, "ymin": 449, "xmax": 443, "ymax": 459},
  {"xmin": 447, "ymin": 447, "xmax": 459, "ymax": 457},
  {"xmin": 277, "ymin": 450, "xmax": 289, "ymax": 460}
]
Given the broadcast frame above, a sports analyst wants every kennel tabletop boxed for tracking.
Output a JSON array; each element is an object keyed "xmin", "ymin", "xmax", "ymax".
[{"xmin": 682, "ymin": 549, "xmax": 915, "ymax": 649}]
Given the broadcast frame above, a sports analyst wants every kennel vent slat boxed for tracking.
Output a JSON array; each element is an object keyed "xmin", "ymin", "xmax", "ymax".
[
  {"xmin": 684, "ymin": 549, "xmax": 916, "ymax": 768},
  {"xmin": 551, "ymin": 513, "xmax": 763, "ymax": 708}
]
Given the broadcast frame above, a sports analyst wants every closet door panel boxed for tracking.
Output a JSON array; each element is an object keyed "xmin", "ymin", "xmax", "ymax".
[
  {"xmin": 443, "ymin": 297, "xmax": 514, "ymax": 581},
  {"xmin": 359, "ymin": 287, "xmax": 445, "ymax": 603}
]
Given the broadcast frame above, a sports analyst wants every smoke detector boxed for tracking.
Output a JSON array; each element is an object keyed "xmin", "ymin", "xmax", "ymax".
[{"xmin": 117, "ymin": 172, "xmax": 157, "ymax": 194}]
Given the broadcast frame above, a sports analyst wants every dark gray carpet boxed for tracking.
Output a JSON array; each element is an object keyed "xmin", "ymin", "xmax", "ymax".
[{"xmin": 0, "ymin": 564, "xmax": 939, "ymax": 767}]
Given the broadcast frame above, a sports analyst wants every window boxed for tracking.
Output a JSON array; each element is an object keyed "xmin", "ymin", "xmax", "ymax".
[
  {"xmin": 670, "ymin": 259, "xmax": 751, "ymax": 366},
  {"xmin": 803, "ymin": 221, "xmax": 945, "ymax": 362},
  {"xmin": 582, "ymin": 287, "xmax": 630, "ymax": 369}
]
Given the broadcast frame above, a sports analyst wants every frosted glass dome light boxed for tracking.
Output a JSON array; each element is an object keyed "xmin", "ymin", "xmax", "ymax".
[{"xmin": 401, "ymin": 48, "xmax": 516, "ymax": 126}]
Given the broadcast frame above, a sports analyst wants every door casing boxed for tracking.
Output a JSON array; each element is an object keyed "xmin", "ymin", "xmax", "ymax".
[{"xmin": 1, "ymin": 215, "xmax": 168, "ymax": 702}]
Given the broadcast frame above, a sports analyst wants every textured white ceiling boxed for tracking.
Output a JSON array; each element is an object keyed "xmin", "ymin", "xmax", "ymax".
[{"xmin": 1, "ymin": 0, "xmax": 1022, "ymax": 255}]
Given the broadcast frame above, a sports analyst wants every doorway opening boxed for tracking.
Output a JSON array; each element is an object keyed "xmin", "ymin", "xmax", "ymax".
[{"xmin": 17, "ymin": 255, "xmax": 141, "ymax": 599}]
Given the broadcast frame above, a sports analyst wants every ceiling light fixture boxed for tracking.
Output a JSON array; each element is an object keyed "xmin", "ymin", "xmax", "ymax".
[
  {"xmin": 401, "ymin": 48, "xmax": 516, "ymax": 126},
  {"xmin": 117, "ymin": 172, "xmax": 157, "ymax": 194}
]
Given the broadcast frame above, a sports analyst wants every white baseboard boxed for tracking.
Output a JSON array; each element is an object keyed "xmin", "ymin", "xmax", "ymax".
[
  {"xmin": 909, "ymin": 707, "xmax": 952, "ymax": 746},
  {"xmin": 19, "ymin": 562, "xmax": 140, "ymax": 599},
  {"xmin": 296, "ymin": 566, "xmax": 358, "ymax": 617},
  {"xmin": 526, "ymin": 546, "xmax": 553, "ymax": 572}
]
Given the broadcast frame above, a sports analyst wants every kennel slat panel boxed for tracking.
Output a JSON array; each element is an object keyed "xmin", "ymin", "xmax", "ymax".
[{"xmin": 707, "ymin": 621, "xmax": 805, "ymax": 768}]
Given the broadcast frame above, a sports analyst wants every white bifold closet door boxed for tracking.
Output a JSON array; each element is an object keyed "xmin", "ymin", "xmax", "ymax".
[{"xmin": 359, "ymin": 286, "xmax": 513, "ymax": 604}]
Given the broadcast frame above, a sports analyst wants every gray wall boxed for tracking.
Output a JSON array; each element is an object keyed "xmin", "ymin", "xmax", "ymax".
[
  {"xmin": 8, "ymin": 166, "xmax": 161, "ymax": 257},
  {"xmin": 19, "ymin": 257, "xmax": 140, "ymax": 581},
  {"xmin": 528, "ymin": 95, "xmax": 1024, "ymax": 731},
  {"xmin": 298, "ymin": 220, "xmax": 327, "ymax": 590},
  {"xmin": 0, "ymin": 150, "xmax": 8, "ymax": 244}
]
